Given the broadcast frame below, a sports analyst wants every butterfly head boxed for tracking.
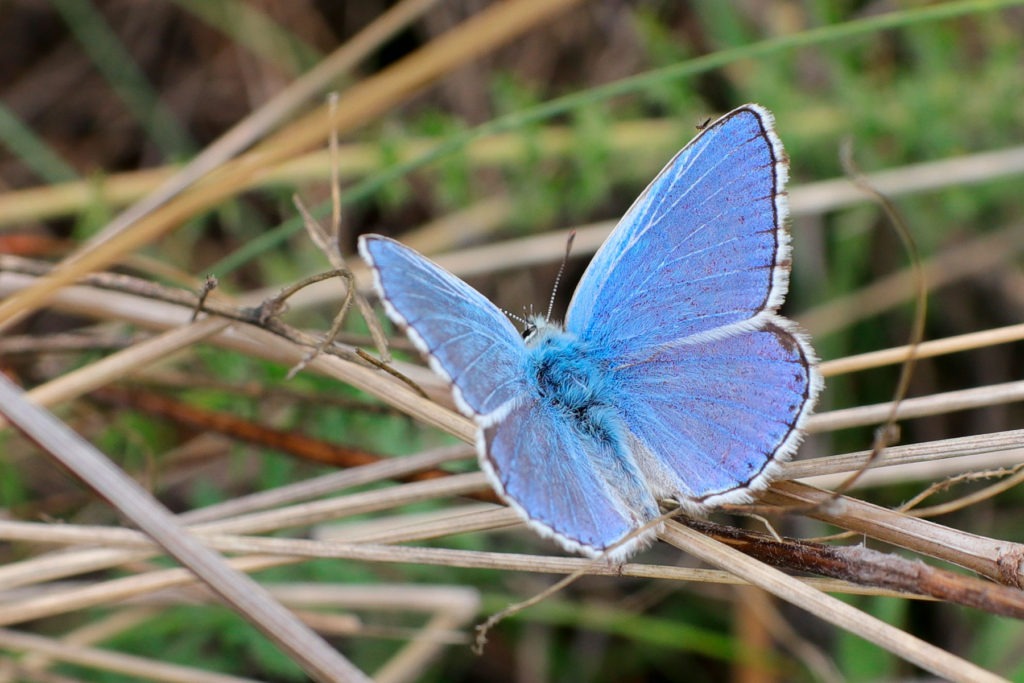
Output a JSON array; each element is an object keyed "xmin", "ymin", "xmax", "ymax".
[{"xmin": 520, "ymin": 315, "xmax": 564, "ymax": 346}]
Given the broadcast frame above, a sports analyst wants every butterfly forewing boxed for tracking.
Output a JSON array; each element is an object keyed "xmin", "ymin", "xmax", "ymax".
[
  {"xmin": 567, "ymin": 105, "xmax": 790, "ymax": 360},
  {"xmin": 359, "ymin": 235, "xmax": 528, "ymax": 417}
]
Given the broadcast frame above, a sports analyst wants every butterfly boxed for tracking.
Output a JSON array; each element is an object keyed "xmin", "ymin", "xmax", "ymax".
[{"xmin": 359, "ymin": 104, "xmax": 822, "ymax": 560}]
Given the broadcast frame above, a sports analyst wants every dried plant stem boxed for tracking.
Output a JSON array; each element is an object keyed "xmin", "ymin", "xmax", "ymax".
[
  {"xmin": 681, "ymin": 519, "xmax": 1024, "ymax": 618},
  {"xmin": 0, "ymin": 375, "xmax": 370, "ymax": 683},
  {"xmin": 0, "ymin": 317, "xmax": 230, "ymax": 431},
  {"xmin": 801, "ymin": 223, "xmax": 1024, "ymax": 337},
  {"xmin": 786, "ymin": 429, "xmax": 1024, "ymax": 480},
  {"xmin": 907, "ymin": 465, "xmax": 1024, "ymax": 518},
  {"xmin": 807, "ymin": 379, "xmax": 1024, "ymax": 433},
  {"xmin": 1, "ymin": 608, "xmax": 157, "ymax": 682},
  {"xmin": 5, "ymin": 125, "xmax": 1023, "ymax": 231},
  {"xmin": 0, "ymin": 520, "xmax": 929, "ymax": 630},
  {"xmin": 12, "ymin": 265, "xmax": 1022, "ymax": 449},
  {"xmin": 0, "ymin": 473, "xmax": 491, "ymax": 597},
  {"xmin": 0, "ymin": 628, "xmax": 261, "ymax": 683},
  {"xmin": 821, "ymin": 320, "xmax": 1024, "ymax": 376},
  {"xmin": 0, "ymin": 449, "xmax": 476, "ymax": 600},
  {"xmin": 661, "ymin": 522, "xmax": 1007, "ymax": 683},
  {"xmin": 764, "ymin": 482, "xmax": 1024, "ymax": 588}
]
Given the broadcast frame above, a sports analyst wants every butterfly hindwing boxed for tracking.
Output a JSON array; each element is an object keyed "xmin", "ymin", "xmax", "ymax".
[
  {"xmin": 615, "ymin": 319, "xmax": 820, "ymax": 504},
  {"xmin": 480, "ymin": 395, "xmax": 660, "ymax": 558}
]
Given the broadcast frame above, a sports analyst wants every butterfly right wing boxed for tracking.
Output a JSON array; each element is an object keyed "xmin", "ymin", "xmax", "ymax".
[
  {"xmin": 566, "ymin": 105, "xmax": 790, "ymax": 359},
  {"xmin": 614, "ymin": 319, "xmax": 818, "ymax": 506},
  {"xmin": 359, "ymin": 234, "xmax": 529, "ymax": 417},
  {"xmin": 562, "ymin": 105, "xmax": 820, "ymax": 510}
]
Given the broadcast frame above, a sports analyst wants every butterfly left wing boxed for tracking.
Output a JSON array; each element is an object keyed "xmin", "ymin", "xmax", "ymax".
[
  {"xmin": 359, "ymin": 235, "xmax": 529, "ymax": 417},
  {"xmin": 361, "ymin": 234, "xmax": 660, "ymax": 557}
]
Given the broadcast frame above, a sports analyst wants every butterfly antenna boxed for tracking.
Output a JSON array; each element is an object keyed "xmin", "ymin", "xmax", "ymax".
[
  {"xmin": 545, "ymin": 230, "xmax": 577, "ymax": 322},
  {"xmin": 502, "ymin": 307, "xmax": 529, "ymax": 327}
]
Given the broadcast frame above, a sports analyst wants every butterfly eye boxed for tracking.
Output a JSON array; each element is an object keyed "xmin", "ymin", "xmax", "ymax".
[{"xmin": 521, "ymin": 323, "xmax": 537, "ymax": 341}]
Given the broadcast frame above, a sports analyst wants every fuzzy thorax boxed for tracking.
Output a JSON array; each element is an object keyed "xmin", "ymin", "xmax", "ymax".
[{"xmin": 524, "ymin": 319, "xmax": 623, "ymax": 447}]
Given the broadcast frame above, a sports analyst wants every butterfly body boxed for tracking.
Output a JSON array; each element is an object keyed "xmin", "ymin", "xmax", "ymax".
[{"xmin": 360, "ymin": 104, "xmax": 822, "ymax": 560}]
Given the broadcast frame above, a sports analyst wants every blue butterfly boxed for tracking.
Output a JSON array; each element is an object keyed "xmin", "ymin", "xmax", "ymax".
[{"xmin": 359, "ymin": 104, "xmax": 822, "ymax": 560}]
